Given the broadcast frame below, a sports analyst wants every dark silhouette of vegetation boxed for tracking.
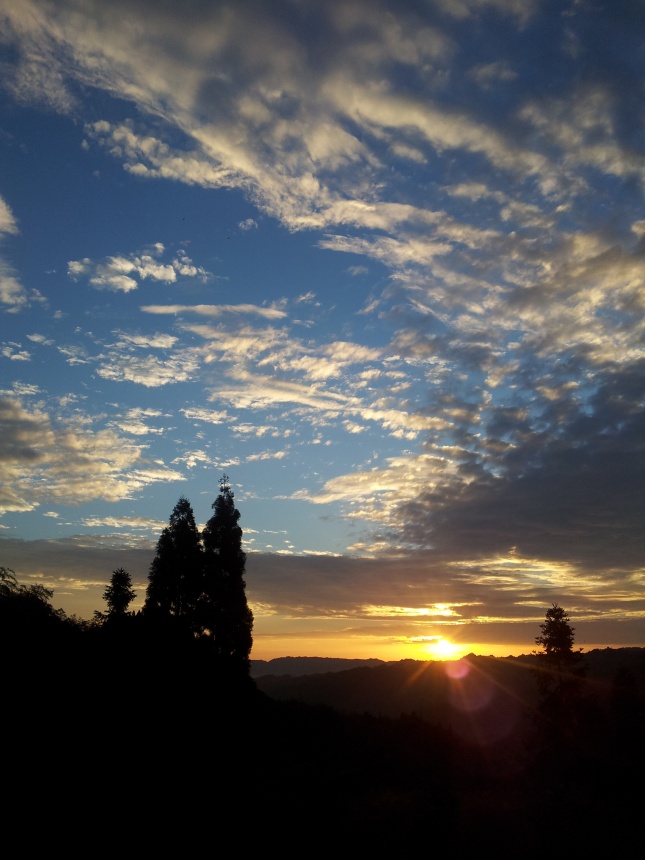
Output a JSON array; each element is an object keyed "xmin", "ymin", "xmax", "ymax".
[
  {"xmin": 145, "ymin": 495, "xmax": 203, "ymax": 625},
  {"xmin": 531, "ymin": 603, "xmax": 587, "ymax": 759},
  {"xmin": 533, "ymin": 602, "xmax": 586, "ymax": 698},
  {"xmin": 98, "ymin": 567, "xmax": 137, "ymax": 620},
  {"xmin": 1, "ymin": 564, "xmax": 63, "ymax": 627},
  {"xmin": 0, "ymin": 564, "xmax": 84, "ymax": 654},
  {"xmin": 201, "ymin": 474, "xmax": 253, "ymax": 667},
  {"xmin": 3, "ymin": 547, "xmax": 644, "ymax": 852},
  {"xmin": 142, "ymin": 477, "xmax": 253, "ymax": 672}
]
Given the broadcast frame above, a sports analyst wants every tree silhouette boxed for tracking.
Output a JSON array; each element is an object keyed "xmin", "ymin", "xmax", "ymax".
[
  {"xmin": 0, "ymin": 565, "xmax": 68, "ymax": 636},
  {"xmin": 1, "ymin": 566, "xmax": 86, "ymax": 706},
  {"xmin": 533, "ymin": 603, "xmax": 585, "ymax": 700},
  {"xmin": 102, "ymin": 567, "xmax": 136, "ymax": 618},
  {"xmin": 530, "ymin": 602, "xmax": 589, "ymax": 814},
  {"xmin": 201, "ymin": 474, "xmax": 253, "ymax": 666},
  {"xmin": 144, "ymin": 496, "xmax": 203, "ymax": 630}
]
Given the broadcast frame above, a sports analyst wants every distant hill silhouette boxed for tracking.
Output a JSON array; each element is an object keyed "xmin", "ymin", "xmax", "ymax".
[
  {"xmin": 250, "ymin": 655, "xmax": 385, "ymax": 677},
  {"xmin": 255, "ymin": 648, "xmax": 645, "ymax": 724}
]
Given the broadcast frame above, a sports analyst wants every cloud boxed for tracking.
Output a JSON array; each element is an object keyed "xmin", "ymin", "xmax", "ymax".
[
  {"xmin": 96, "ymin": 350, "xmax": 201, "ymax": 387},
  {"xmin": 0, "ymin": 396, "xmax": 183, "ymax": 513},
  {"xmin": 181, "ymin": 407, "xmax": 231, "ymax": 425},
  {"xmin": 114, "ymin": 332, "xmax": 178, "ymax": 349},
  {"xmin": 208, "ymin": 369, "xmax": 351, "ymax": 412},
  {"xmin": 2, "ymin": 533, "xmax": 643, "ymax": 651},
  {"xmin": 2, "ymin": 0, "xmax": 645, "ymax": 647},
  {"xmin": 0, "ymin": 262, "xmax": 28, "ymax": 310},
  {"xmin": 519, "ymin": 87, "xmax": 645, "ymax": 186},
  {"xmin": 10, "ymin": 382, "xmax": 40, "ymax": 397},
  {"xmin": 172, "ymin": 449, "xmax": 220, "ymax": 470},
  {"xmin": 68, "ymin": 245, "xmax": 211, "ymax": 292},
  {"xmin": 81, "ymin": 515, "xmax": 165, "ymax": 530},
  {"xmin": 0, "ymin": 195, "xmax": 43, "ymax": 310},
  {"xmin": 27, "ymin": 333, "xmax": 55, "ymax": 346},
  {"xmin": 433, "ymin": 0, "xmax": 537, "ymax": 24},
  {"xmin": 2, "ymin": 343, "xmax": 31, "ymax": 361},
  {"xmin": 291, "ymin": 355, "xmax": 645, "ymax": 580},
  {"xmin": 110, "ymin": 407, "xmax": 167, "ymax": 436},
  {"xmin": 247, "ymin": 449, "xmax": 288, "ymax": 462},
  {"xmin": 469, "ymin": 61, "xmax": 518, "ymax": 89},
  {"xmin": 142, "ymin": 303, "xmax": 287, "ymax": 319},
  {"xmin": 0, "ymin": 196, "xmax": 18, "ymax": 235},
  {"xmin": 295, "ymin": 292, "xmax": 316, "ymax": 304},
  {"xmin": 4, "ymin": 0, "xmax": 549, "ymax": 243}
]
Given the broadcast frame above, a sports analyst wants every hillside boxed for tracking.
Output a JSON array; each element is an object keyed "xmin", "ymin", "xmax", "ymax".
[
  {"xmin": 250, "ymin": 655, "xmax": 385, "ymax": 677},
  {"xmin": 255, "ymin": 648, "xmax": 645, "ymax": 728}
]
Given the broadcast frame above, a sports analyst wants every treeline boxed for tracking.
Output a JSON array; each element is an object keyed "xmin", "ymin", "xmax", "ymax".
[
  {"xmin": 3, "ymin": 475, "xmax": 253, "ymax": 683},
  {"xmin": 3, "ymin": 503, "xmax": 644, "ymax": 852}
]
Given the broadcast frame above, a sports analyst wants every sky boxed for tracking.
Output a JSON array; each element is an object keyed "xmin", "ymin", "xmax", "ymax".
[{"xmin": 1, "ymin": 0, "xmax": 644, "ymax": 663}]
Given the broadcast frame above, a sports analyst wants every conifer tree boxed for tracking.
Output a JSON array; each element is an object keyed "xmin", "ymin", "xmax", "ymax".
[
  {"xmin": 103, "ymin": 567, "xmax": 136, "ymax": 618},
  {"xmin": 533, "ymin": 602, "xmax": 587, "ymax": 737},
  {"xmin": 201, "ymin": 475, "xmax": 253, "ymax": 666},
  {"xmin": 144, "ymin": 496, "xmax": 203, "ymax": 630},
  {"xmin": 534, "ymin": 603, "xmax": 585, "ymax": 695}
]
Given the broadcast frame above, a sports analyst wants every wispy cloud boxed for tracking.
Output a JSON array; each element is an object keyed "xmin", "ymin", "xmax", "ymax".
[
  {"xmin": 0, "ymin": 396, "xmax": 183, "ymax": 513},
  {"xmin": 142, "ymin": 303, "xmax": 287, "ymax": 319},
  {"xmin": 1, "ymin": 0, "xmax": 644, "ymax": 653},
  {"xmin": 0, "ymin": 195, "xmax": 43, "ymax": 310}
]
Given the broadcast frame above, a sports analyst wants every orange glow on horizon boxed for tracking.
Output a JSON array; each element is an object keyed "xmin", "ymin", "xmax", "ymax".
[{"xmin": 422, "ymin": 638, "xmax": 465, "ymax": 661}]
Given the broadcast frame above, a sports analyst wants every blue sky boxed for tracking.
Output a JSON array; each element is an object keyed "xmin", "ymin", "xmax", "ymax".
[{"xmin": 1, "ymin": 0, "xmax": 644, "ymax": 661}]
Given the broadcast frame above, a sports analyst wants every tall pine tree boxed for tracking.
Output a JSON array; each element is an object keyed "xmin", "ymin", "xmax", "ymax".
[
  {"xmin": 201, "ymin": 475, "xmax": 253, "ymax": 667},
  {"xmin": 144, "ymin": 496, "xmax": 203, "ymax": 631}
]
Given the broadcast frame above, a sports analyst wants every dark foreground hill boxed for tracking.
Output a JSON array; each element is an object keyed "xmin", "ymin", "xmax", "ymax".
[
  {"xmin": 250, "ymin": 647, "xmax": 645, "ymax": 852},
  {"xmin": 7, "ymin": 629, "xmax": 644, "ymax": 854}
]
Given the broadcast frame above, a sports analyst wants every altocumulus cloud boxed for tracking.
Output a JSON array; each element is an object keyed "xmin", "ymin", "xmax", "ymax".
[{"xmin": 1, "ymin": 0, "xmax": 644, "ymax": 654}]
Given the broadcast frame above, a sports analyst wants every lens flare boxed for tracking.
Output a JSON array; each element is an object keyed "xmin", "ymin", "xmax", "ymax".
[{"xmin": 425, "ymin": 638, "xmax": 463, "ymax": 661}]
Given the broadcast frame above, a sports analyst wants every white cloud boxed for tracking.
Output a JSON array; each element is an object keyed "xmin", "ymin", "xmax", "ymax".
[
  {"xmin": 295, "ymin": 292, "xmax": 316, "ymax": 304},
  {"xmin": 247, "ymin": 449, "xmax": 288, "ymax": 462},
  {"xmin": 0, "ymin": 260, "xmax": 39, "ymax": 311},
  {"xmin": 82, "ymin": 515, "xmax": 165, "ymax": 529},
  {"xmin": 142, "ymin": 303, "xmax": 287, "ymax": 319},
  {"xmin": 115, "ymin": 332, "xmax": 178, "ymax": 349},
  {"xmin": 181, "ymin": 407, "xmax": 231, "ymax": 424},
  {"xmin": 68, "ymin": 245, "xmax": 212, "ymax": 292},
  {"xmin": 97, "ymin": 350, "xmax": 201, "ymax": 387},
  {"xmin": 0, "ymin": 196, "xmax": 19, "ymax": 235},
  {"xmin": 2, "ymin": 344, "xmax": 30, "ymax": 361},
  {"xmin": 172, "ymin": 449, "xmax": 220, "ymax": 469},
  {"xmin": 12, "ymin": 382, "xmax": 40, "ymax": 396},
  {"xmin": 111, "ymin": 407, "xmax": 166, "ymax": 435},
  {"xmin": 0, "ymin": 396, "xmax": 183, "ymax": 513},
  {"xmin": 27, "ymin": 333, "xmax": 55, "ymax": 346}
]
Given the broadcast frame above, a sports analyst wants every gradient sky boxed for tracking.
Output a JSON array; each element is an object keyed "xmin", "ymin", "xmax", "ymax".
[{"xmin": 1, "ymin": 0, "xmax": 644, "ymax": 662}]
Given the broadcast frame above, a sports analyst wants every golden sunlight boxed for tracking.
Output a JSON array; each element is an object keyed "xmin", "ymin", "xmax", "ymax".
[{"xmin": 423, "ymin": 637, "xmax": 464, "ymax": 661}]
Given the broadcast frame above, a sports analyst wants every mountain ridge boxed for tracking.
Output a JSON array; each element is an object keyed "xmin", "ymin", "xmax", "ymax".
[{"xmin": 250, "ymin": 655, "xmax": 386, "ymax": 678}]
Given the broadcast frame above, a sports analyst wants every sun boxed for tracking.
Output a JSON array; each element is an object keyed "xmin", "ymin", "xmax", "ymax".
[{"xmin": 424, "ymin": 638, "xmax": 463, "ymax": 661}]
